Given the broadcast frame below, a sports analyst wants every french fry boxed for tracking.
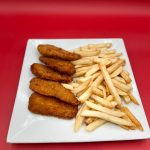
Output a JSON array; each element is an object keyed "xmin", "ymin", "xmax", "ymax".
[
  {"xmin": 74, "ymin": 79, "xmax": 91, "ymax": 94},
  {"xmin": 110, "ymin": 66, "xmax": 123, "ymax": 78},
  {"xmin": 106, "ymin": 95, "xmax": 114, "ymax": 101},
  {"xmin": 88, "ymin": 43, "xmax": 112, "ymax": 48},
  {"xmin": 121, "ymin": 107, "xmax": 143, "ymax": 131},
  {"xmin": 73, "ymin": 69, "xmax": 87, "ymax": 77},
  {"xmin": 78, "ymin": 87, "xmax": 93, "ymax": 103},
  {"xmin": 103, "ymin": 81, "xmax": 110, "ymax": 96},
  {"xmin": 107, "ymin": 59, "xmax": 125, "ymax": 74},
  {"xmin": 98, "ymin": 85, "xmax": 106, "ymax": 99},
  {"xmin": 85, "ymin": 65, "xmax": 99, "ymax": 77},
  {"xmin": 99, "ymin": 63, "xmax": 122, "ymax": 105},
  {"xmin": 61, "ymin": 84, "xmax": 73, "ymax": 90},
  {"xmin": 92, "ymin": 87, "xmax": 103, "ymax": 97},
  {"xmin": 109, "ymin": 58, "xmax": 119, "ymax": 64},
  {"xmin": 91, "ymin": 94, "xmax": 113, "ymax": 108},
  {"xmin": 99, "ymin": 53, "xmax": 122, "ymax": 58},
  {"xmin": 72, "ymin": 58, "xmax": 93, "ymax": 65},
  {"xmin": 120, "ymin": 71, "xmax": 131, "ymax": 83},
  {"xmin": 74, "ymin": 103, "xmax": 89, "ymax": 132},
  {"xmin": 123, "ymin": 95, "xmax": 131, "ymax": 104},
  {"xmin": 81, "ymin": 110, "xmax": 134, "ymax": 126},
  {"xmin": 69, "ymin": 82, "xmax": 79, "ymax": 88},
  {"xmin": 111, "ymin": 101, "xmax": 118, "ymax": 107},
  {"xmin": 75, "ymin": 50, "xmax": 100, "ymax": 57},
  {"xmin": 86, "ymin": 119, "xmax": 106, "ymax": 131},
  {"xmin": 128, "ymin": 92, "xmax": 139, "ymax": 105},
  {"xmin": 76, "ymin": 87, "xmax": 89, "ymax": 97},
  {"xmin": 112, "ymin": 79, "xmax": 131, "ymax": 92},
  {"xmin": 116, "ymin": 88, "xmax": 128, "ymax": 96},
  {"xmin": 76, "ymin": 65, "xmax": 92, "ymax": 72},
  {"xmin": 104, "ymin": 49, "xmax": 116, "ymax": 54},
  {"xmin": 93, "ymin": 58, "xmax": 111, "ymax": 66},
  {"xmin": 92, "ymin": 74, "xmax": 104, "ymax": 87},
  {"xmin": 84, "ymin": 117, "xmax": 96, "ymax": 125},
  {"xmin": 72, "ymin": 48, "xmax": 81, "ymax": 53},
  {"xmin": 113, "ymin": 76, "xmax": 126, "ymax": 84},
  {"xmin": 85, "ymin": 101, "xmax": 125, "ymax": 117},
  {"xmin": 75, "ymin": 64, "xmax": 87, "ymax": 68}
]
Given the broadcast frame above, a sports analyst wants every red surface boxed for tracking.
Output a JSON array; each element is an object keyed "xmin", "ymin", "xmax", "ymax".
[{"xmin": 0, "ymin": 0, "xmax": 150, "ymax": 149}]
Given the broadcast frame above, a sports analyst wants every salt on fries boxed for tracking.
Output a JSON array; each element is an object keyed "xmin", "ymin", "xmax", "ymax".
[{"xmin": 70, "ymin": 42, "xmax": 142, "ymax": 132}]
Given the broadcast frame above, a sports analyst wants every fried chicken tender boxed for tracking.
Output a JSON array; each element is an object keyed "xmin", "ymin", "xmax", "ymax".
[
  {"xmin": 37, "ymin": 44, "xmax": 81, "ymax": 61},
  {"xmin": 30, "ymin": 77, "xmax": 79, "ymax": 105},
  {"xmin": 39, "ymin": 56, "xmax": 75, "ymax": 75},
  {"xmin": 31, "ymin": 63, "xmax": 72, "ymax": 83},
  {"xmin": 28, "ymin": 93, "xmax": 78, "ymax": 119}
]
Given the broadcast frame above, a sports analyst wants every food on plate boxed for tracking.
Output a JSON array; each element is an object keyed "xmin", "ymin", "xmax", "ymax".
[
  {"xmin": 31, "ymin": 63, "xmax": 72, "ymax": 83},
  {"xmin": 39, "ymin": 56, "xmax": 75, "ymax": 75},
  {"xmin": 29, "ymin": 77, "xmax": 79, "ymax": 105},
  {"xmin": 28, "ymin": 93, "xmax": 78, "ymax": 119},
  {"xmin": 28, "ymin": 42, "xmax": 143, "ymax": 132},
  {"xmin": 38, "ymin": 44, "xmax": 81, "ymax": 61}
]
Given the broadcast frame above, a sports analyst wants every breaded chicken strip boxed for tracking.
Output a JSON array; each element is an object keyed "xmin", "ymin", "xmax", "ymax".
[
  {"xmin": 28, "ymin": 93, "xmax": 78, "ymax": 119},
  {"xmin": 37, "ymin": 44, "xmax": 81, "ymax": 61},
  {"xmin": 30, "ymin": 78, "xmax": 79, "ymax": 105},
  {"xmin": 31, "ymin": 63, "xmax": 72, "ymax": 83},
  {"xmin": 39, "ymin": 56, "xmax": 75, "ymax": 75}
]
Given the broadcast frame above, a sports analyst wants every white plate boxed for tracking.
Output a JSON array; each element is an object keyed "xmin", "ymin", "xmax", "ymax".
[{"xmin": 7, "ymin": 38, "xmax": 150, "ymax": 143}]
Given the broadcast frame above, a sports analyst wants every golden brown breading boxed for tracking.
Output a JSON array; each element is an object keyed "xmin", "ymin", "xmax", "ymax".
[
  {"xmin": 28, "ymin": 93, "xmax": 78, "ymax": 119},
  {"xmin": 39, "ymin": 56, "xmax": 75, "ymax": 75},
  {"xmin": 30, "ymin": 77, "xmax": 79, "ymax": 105},
  {"xmin": 31, "ymin": 63, "xmax": 72, "ymax": 83},
  {"xmin": 37, "ymin": 44, "xmax": 81, "ymax": 61}
]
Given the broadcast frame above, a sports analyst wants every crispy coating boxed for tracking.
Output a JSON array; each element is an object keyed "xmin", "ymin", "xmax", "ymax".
[
  {"xmin": 37, "ymin": 44, "xmax": 81, "ymax": 61},
  {"xmin": 30, "ymin": 77, "xmax": 79, "ymax": 105},
  {"xmin": 28, "ymin": 93, "xmax": 78, "ymax": 119},
  {"xmin": 39, "ymin": 56, "xmax": 75, "ymax": 75},
  {"xmin": 31, "ymin": 63, "xmax": 72, "ymax": 83}
]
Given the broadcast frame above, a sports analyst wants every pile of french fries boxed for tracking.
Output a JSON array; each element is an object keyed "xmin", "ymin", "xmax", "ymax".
[{"xmin": 62, "ymin": 42, "xmax": 143, "ymax": 132}]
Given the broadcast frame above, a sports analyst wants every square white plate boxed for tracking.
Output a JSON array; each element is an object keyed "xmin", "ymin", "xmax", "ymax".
[{"xmin": 7, "ymin": 38, "xmax": 150, "ymax": 143}]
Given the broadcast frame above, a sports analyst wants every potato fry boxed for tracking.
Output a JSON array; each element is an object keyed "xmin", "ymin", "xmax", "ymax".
[
  {"xmin": 106, "ymin": 95, "xmax": 114, "ymax": 101},
  {"xmin": 107, "ymin": 59, "xmax": 125, "ymax": 74},
  {"xmin": 111, "ymin": 101, "xmax": 118, "ymax": 107},
  {"xmin": 74, "ymin": 79, "xmax": 91, "ymax": 94},
  {"xmin": 69, "ymin": 82, "xmax": 79, "ymax": 88},
  {"xmin": 98, "ymin": 85, "xmax": 106, "ymax": 99},
  {"xmin": 109, "ymin": 58, "xmax": 119, "ymax": 64},
  {"xmin": 61, "ymin": 84, "xmax": 73, "ymax": 90},
  {"xmin": 72, "ymin": 48, "xmax": 81, "ymax": 53},
  {"xmin": 128, "ymin": 92, "xmax": 139, "ymax": 105},
  {"xmin": 116, "ymin": 88, "xmax": 128, "ymax": 96},
  {"xmin": 85, "ymin": 101, "xmax": 125, "ymax": 117},
  {"xmin": 104, "ymin": 49, "xmax": 116, "ymax": 54},
  {"xmin": 103, "ymin": 81, "xmax": 110, "ymax": 96},
  {"xmin": 76, "ymin": 65, "xmax": 92, "ymax": 72},
  {"xmin": 123, "ymin": 95, "xmax": 131, "ymax": 104},
  {"xmin": 121, "ymin": 71, "xmax": 131, "ymax": 83},
  {"xmin": 72, "ymin": 58, "xmax": 93, "ymax": 65},
  {"xmin": 88, "ymin": 43, "xmax": 112, "ymax": 48},
  {"xmin": 92, "ymin": 74, "xmax": 104, "ymax": 87},
  {"xmin": 78, "ymin": 87, "xmax": 93, "ymax": 103},
  {"xmin": 112, "ymin": 79, "xmax": 131, "ymax": 92},
  {"xmin": 113, "ymin": 76, "xmax": 126, "ymax": 84},
  {"xmin": 86, "ymin": 119, "xmax": 106, "ymax": 131},
  {"xmin": 73, "ymin": 69, "xmax": 87, "ymax": 77},
  {"xmin": 92, "ymin": 87, "xmax": 103, "ymax": 97},
  {"xmin": 93, "ymin": 58, "xmax": 111, "ymax": 66},
  {"xmin": 99, "ymin": 63, "xmax": 122, "ymax": 105},
  {"xmin": 91, "ymin": 94, "xmax": 113, "ymax": 108},
  {"xmin": 76, "ymin": 87, "xmax": 89, "ymax": 97},
  {"xmin": 84, "ymin": 117, "xmax": 96, "ymax": 125},
  {"xmin": 121, "ymin": 107, "xmax": 143, "ymax": 131},
  {"xmin": 110, "ymin": 66, "xmax": 123, "ymax": 78},
  {"xmin": 74, "ymin": 103, "xmax": 89, "ymax": 132},
  {"xmin": 75, "ymin": 64, "xmax": 87, "ymax": 68},
  {"xmin": 99, "ymin": 53, "xmax": 122, "ymax": 58},
  {"xmin": 81, "ymin": 110, "xmax": 134, "ymax": 126},
  {"xmin": 75, "ymin": 50, "xmax": 100, "ymax": 57},
  {"xmin": 85, "ymin": 65, "xmax": 99, "ymax": 77}
]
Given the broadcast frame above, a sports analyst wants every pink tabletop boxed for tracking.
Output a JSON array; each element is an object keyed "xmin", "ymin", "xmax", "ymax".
[{"xmin": 0, "ymin": 0, "xmax": 150, "ymax": 149}]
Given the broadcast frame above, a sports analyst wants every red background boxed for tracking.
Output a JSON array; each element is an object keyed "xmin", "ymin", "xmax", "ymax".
[{"xmin": 0, "ymin": 0, "xmax": 150, "ymax": 149}]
